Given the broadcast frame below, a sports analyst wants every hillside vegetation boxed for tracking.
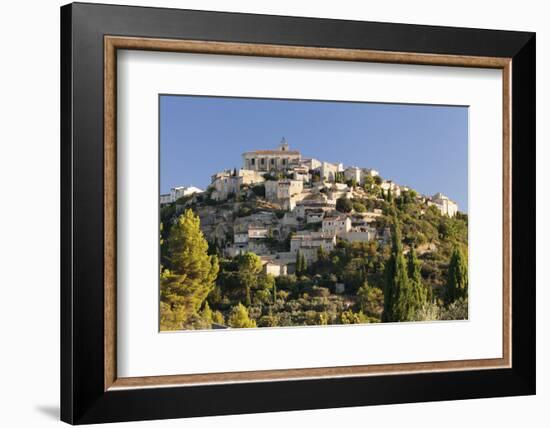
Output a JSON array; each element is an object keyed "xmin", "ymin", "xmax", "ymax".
[{"xmin": 160, "ymin": 182, "xmax": 468, "ymax": 330}]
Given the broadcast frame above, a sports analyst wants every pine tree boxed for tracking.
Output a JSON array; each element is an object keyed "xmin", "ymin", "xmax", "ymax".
[
  {"xmin": 228, "ymin": 303, "xmax": 257, "ymax": 328},
  {"xmin": 407, "ymin": 246, "xmax": 428, "ymax": 316},
  {"xmin": 383, "ymin": 213, "xmax": 414, "ymax": 322},
  {"xmin": 445, "ymin": 246, "xmax": 468, "ymax": 305},
  {"xmin": 160, "ymin": 209, "xmax": 219, "ymax": 330}
]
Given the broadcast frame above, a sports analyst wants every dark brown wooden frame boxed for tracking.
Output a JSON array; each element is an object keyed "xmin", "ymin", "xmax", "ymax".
[{"xmin": 104, "ymin": 36, "xmax": 512, "ymax": 391}]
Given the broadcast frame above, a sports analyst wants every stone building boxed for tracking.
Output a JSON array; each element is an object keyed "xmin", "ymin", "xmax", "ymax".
[
  {"xmin": 319, "ymin": 161, "xmax": 344, "ymax": 182},
  {"xmin": 363, "ymin": 168, "xmax": 379, "ymax": 178},
  {"xmin": 299, "ymin": 158, "xmax": 322, "ymax": 171},
  {"xmin": 242, "ymin": 138, "xmax": 301, "ymax": 172},
  {"xmin": 160, "ymin": 194, "xmax": 172, "ymax": 205},
  {"xmin": 341, "ymin": 228, "xmax": 377, "ymax": 243},
  {"xmin": 344, "ymin": 166, "xmax": 363, "ymax": 184},
  {"xmin": 265, "ymin": 179, "xmax": 304, "ymax": 210},
  {"xmin": 290, "ymin": 232, "xmax": 337, "ymax": 263},
  {"xmin": 291, "ymin": 165, "xmax": 311, "ymax": 182},
  {"xmin": 263, "ymin": 259, "xmax": 288, "ymax": 277},
  {"xmin": 429, "ymin": 192, "xmax": 459, "ymax": 217},
  {"xmin": 210, "ymin": 169, "xmax": 264, "ymax": 201},
  {"xmin": 380, "ymin": 180, "xmax": 402, "ymax": 197},
  {"xmin": 294, "ymin": 194, "xmax": 336, "ymax": 218},
  {"xmin": 160, "ymin": 185, "xmax": 203, "ymax": 205},
  {"xmin": 322, "ymin": 214, "xmax": 352, "ymax": 236},
  {"xmin": 305, "ymin": 209, "xmax": 325, "ymax": 224}
]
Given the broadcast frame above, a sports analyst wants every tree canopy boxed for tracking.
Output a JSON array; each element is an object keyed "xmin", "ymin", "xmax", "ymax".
[
  {"xmin": 336, "ymin": 197, "xmax": 353, "ymax": 213},
  {"xmin": 160, "ymin": 209, "xmax": 219, "ymax": 330},
  {"xmin": 407, "ymin": 246, "xmax": 428, "ymax": 314},
  {"xmin": 383, "ymin": 214, "xmax": 415, "ymax": 322},
  {"xmin": 228, "ymin": 303, "xmax": 257, "ymax": 328},
  {"xmin": 445, "ymin": 246, "xmax": 468, "ymax": 305}
]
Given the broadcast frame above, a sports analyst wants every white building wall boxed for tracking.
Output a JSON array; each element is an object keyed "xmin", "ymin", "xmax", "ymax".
[
  {"xmin": 344, "ymin": 167, "xmax": 362, "ymax": 184},
  {"xmin": 322, "ymin": 217, "xmax": 352, "ymax": 236},
  {"xmin": 160, "ymin": 194, "xmax": 172, "ymax": 205},
  {"xmin": 319, "ymin": 162, "xmax": 343, "ymax": 182}
]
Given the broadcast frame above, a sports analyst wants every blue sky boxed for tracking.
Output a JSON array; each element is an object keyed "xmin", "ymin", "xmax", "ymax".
[{"xmin": 160, "ymin": 95, "xmax": 468, "ymax": 211}]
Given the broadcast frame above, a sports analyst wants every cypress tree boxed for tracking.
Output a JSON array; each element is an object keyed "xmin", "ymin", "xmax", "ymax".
[
  {"xmin": 295, "ymin": 250, "xmax": 302, "ymax": 275},
  {"xmin": 383, "ymin": 213, "xmax": 413, "ymax": 322},
  {"xmin": 445, "ymin": 246, "xmax": 468, "ymax": 305},
  {"xmin": 295, "ymin": 251, "xmax": 308, "ymax": 276},
  {"xmin": 407, "ymin": 246, "xmax": 428, "ymax": 316}
]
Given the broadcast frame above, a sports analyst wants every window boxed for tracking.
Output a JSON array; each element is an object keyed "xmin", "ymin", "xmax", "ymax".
[
  {"xmin": 261, "ymin": 158, "xmax": 265, "ymax": 165},
  {"xmin": 251, "ymin": 158, "xmax": 255, "ymax": 165},
  {"xmin": 271, "ymin": 159, "xmax": 275, "ymax": 166}
]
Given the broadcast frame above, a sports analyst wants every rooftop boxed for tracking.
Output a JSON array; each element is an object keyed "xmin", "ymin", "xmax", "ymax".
[
  {"xmin": 244, "ymin": 149, "xmax": 300, "ymax": 155},
  {"xmin": 243, "ymin": 138, "xmax": 301, "ymax": 156}
]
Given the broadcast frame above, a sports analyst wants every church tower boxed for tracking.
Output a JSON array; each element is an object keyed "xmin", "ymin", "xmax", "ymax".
[{"xmin": 279, "ymin": 137, "xmax": 289, "ymax": 152}]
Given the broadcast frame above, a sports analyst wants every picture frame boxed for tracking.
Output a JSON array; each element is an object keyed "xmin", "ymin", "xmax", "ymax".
[{"xmin": 60, "ymin": 2, "xmax": 535, "ymax": 424}]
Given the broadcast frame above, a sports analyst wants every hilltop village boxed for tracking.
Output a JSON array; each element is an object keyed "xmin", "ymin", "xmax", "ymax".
[{"xmin": 161, "ymin": 139, "xmax": 459, "ymax": 279}]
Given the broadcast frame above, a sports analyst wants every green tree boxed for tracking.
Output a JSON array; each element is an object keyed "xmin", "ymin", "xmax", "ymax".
[
  {"xmin": 346, "ymin": 178, "xmax": 357, "ymax": 188},
  {"xmin": 383, "ymin": 214, "xmax": 414, "ymax": 322},
  {"xmin": 301, "ymin": 253, "xmax": 307, "ymax": 275},
  {"xmin": 295, "ymin": 250, "xmax": 307, "ymax": 276},
  {"xmin": 363, "ymin": 175, "xmax": 374, "ymax": 190},
  {"xmin": 160, "ymin": 209, "xmax": 219, "ymax": 330},
  {"xmin": 237, "ymin": 252, "xmax": 263, "ymax": 306},
  {"xmin": 228, "ymin": 303, "xmax": 257, "ymax": 328},
  {"xmin": 200, "ymin": 301, "xmax": 213, "ymax": 325},
  {"xmin": 353, "ymin": 201, "xmax": 367, "ymax": 212},
  {"xmin": 336, "ymin": 197, "xmax": 353, "ymax": 213},
  {"xmin": 295, "ymin": 250, "xmax": 302, "ymax": 275},
  {"xmin": 272, "ymin": 278, "xmax": 277, "ymax": 305},
  {"xmin": 317, "ymin": 245, "xmax": 328, "ymax": 262},
  {"xmin": 445, "ymin": 246, "xmax": 468, "ymax": 304},
  {"xmin": 386, "ymin": 189, "xmax": 394, "ymax": 204},
  {"xmin": 212, "ymin": 310, "xmax": 224, "ymax": 325},
  {"xmin": 357, "ymin": 283, "xmax": 384, "ymax": 318},
  {"xmin": 440, "ymin": 297, "xmax": 468, "ymax": 320},
  {"xmin": 342, "ymin": 258, "xmax": 366, "ymax": 292},
  {"xmin": 407, "ymin": 246, "xmax": 428, "ymax": 315},
  {"xmin": 340, "ymin": 310, "xmax": 370, "ymax": 324},
  {"xmin": 313, "ymin": 245, "xmax": 331, "ymax": 274}
]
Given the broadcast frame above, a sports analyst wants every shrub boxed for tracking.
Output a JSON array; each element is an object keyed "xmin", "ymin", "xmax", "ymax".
[
  {"xmin": 336, "ymin": 197, "xmax": 353, "ymax": 213},
  {"xmin": 440, "ymin": 298, "xmax": 468, "ymax": 320},
  {"xmin": 353, "ymin": 201, "xmax": 367, "ymax": 212},
  {"xmin": 251, "ymin": 184, "xmax": 265, "ymax": 198}
]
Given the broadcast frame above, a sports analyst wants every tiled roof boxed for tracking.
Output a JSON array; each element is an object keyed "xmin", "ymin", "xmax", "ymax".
[{"xmin": 244, "ymin": 150, "xmax": 300, "ymax": 155}]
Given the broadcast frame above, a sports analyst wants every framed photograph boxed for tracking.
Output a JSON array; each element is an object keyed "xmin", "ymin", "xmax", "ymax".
[{"xmin": 60, "ymin": 2, "xmax": 535, "ymax": 424}]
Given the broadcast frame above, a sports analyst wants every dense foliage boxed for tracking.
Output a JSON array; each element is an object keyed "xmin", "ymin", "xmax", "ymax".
[
  {"xmin": 160, "ymin": 209, "xmax": 219, "ymax": 330},
  {"xmin": 160, "ymin": 186, "xmax": 468, "ymax": 330}
]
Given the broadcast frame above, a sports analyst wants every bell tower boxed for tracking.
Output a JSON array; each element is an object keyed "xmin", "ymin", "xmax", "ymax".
[{"xmin": 279, "ymin": 137, "xmax": 289, "ymax": 151}]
